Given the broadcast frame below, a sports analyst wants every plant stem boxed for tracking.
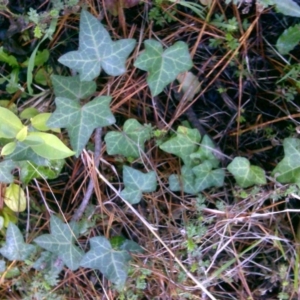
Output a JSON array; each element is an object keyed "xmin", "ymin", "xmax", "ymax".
[{"xmin": 71, "ymin": 127, "xmax": 102, "ymax": 221}]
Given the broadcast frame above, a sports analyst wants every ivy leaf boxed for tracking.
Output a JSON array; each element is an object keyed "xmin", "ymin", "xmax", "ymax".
[
  {"xmin": 34, "ymin": 215, "xmax": 84, "ymax": 271},
  {"xmin": 80, "ymin": 236, "xmax": 131, "ymax": 288},
  {"xmin": 227, "ymin": 157, "xmax": 266, "ymax": 188},
  {"xmin": 134, "ymin": 39, "xmax": 193, "ymax": 96},
  {"xmin": 58, "ymin": 10, "xmax": 136, "ymax": 81},
  {"xmin": 47, "ymin": 96, "xmax": 116, "ymax": 156},
  {"xmin": 192, "ymin": 161, "xmax": 225, "ymax": 192},
  {"xmin": 159, "ymin": 126, "xmax": 201, "ymax": 167},
  {"xmin": 104, "ymin": 119, "xmax": 152, "ymax": 158},
  {"xmin": 272, "ymin": 138, "xmax": 300, "ymax": 186},
  {"xmin": 0, "ymin": 160, "xmax": 16, "ymax": 183},
  {"xmin": 51, "ymin": 75, "xmax": 96, "ymax": 101},
  {"xmin": 190, "ymin": 135, "xmax": 220, "ymax": 168},
  {"xmin": 276, "ymin": 24, "xmax": 300, "ymax": 55},
  {"xmin": 120, "ymin": 166, "xmax": 157, "ymax": 204},
  {"xmin": 169, "ymin": 165, "xmax": 197, "ymax": 194},
  {"xmin": 0, "ymin": 223, "xmax": 36, "ymax": 261},
  {"xmin": 6, "ymin": 142, "xmax": 49, "ymax": 166},
  {"xmin": 19, "ymin": 159, "xmax": 65, "ymax": 184}
]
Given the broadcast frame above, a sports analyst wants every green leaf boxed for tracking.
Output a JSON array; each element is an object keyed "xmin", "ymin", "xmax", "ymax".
[
  {"xmin": 47, "ymin": 96, "xmax": 115, "ymax": 156},
  {"xmin": 190, "ymin": 135, "xmax": 220, "ymax": 168},
  {"xmin": 272, "ymin": 0, "xmax": 300, "ymax": 17},
  {"xmin": 6, "ymin": 142, "xmax": 49, "ymax": 166},
  {"xmin": 0, "ymin": 223, "xmax": 36, "ymax": 261},
  {"xmin": 104, "ymin": 119, "xmax": 152, "ymax": 158},
  {"xmin": 169, "ymin": 165, "xmax": 197, "ymax": 194},
  {"xmin": 80, "ymin": 236, "xmax": 131, "ymax": 288},
  {"xmin": 51, "ymin": 75, "xmax": 97, "ymax": 101},
  {"xmin": 159, "ymin": 126, "xmax": 201, "ymax": 167},
  {"xmin": 272, "ymin": 138, "xmax": 300, "ymax": 186},
  {"xmin": 31, "ymin": 113, "xmax": 60, "ymax": 132},
  {"xmin": 0, "ymin": 160, "xmax": 16, "ymax": 183},
  {"xmin": 19, "ymin": 159, "xmax": 65, "ymax": 184},
  {"xmin": 22, "ymin": 49, "xmax": 49, "ymax": 67},
  {"xmin": 276, "ymin": 24, "xmax": 300, "ymax": 55},
  {"xmin": 134, "ymin": 39, "xmax": 193, "ymax": 96},
  {"xmin": 24, "ymin": 132, "xmax": 75, "ymax": 160},
  {"xmin": 192, "ymin": 161, "xmax": 225, "ymax": 192},
  {"xmin": 58, "ymin": 10, "xmax": 136, "ymax": 81},
  {"xmin": 1, "ymin": 142, "xmax": 17, "ymax": 156},
  {"xmin": 0, "ymin": 107, "xmax": 24, "ymax": 139},
  {"xmin": 34, "ymin": 215, "xmax": 84, "ymax": 271},
  {"xmin": 0, "ymin": 47, "xmax": 18, "ymax": 67},
  {"xmin": 20, "ymin": 107, "xmax": 39, "ymax": 119},
  {"xmin": 120, "ymin": 166, "xmax": 157, "ymax": 204},
  {"xmin": 227, "ymin": 157, "xmax": 266, "ymax": 188}
]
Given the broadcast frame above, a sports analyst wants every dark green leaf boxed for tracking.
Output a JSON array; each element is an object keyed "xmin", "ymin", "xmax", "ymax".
[
  {"xmin": 34, "ymin": 215, "xmax": 84, "ymax": 271},
  {"xmin": 47, "ymin": 96, "xmax": 115, "ymax": 156},
  {"xmin": 51, "ymin": 75, "xmax": 97, "ymax": 101},
  {"xmin": 80, "ymin": 236, "xmax": 131, "ymax": 288}
]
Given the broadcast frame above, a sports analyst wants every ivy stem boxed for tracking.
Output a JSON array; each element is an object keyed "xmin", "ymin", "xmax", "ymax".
[{"xmin": 71, "ymin": 127, "xmax": 102, "ymax": 221}]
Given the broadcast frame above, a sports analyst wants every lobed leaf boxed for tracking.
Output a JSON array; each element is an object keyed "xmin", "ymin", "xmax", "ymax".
[
  {"xmin": 134, "ymin": 39, "xmax": 193, "ymax": 96},
  {"xmin": 0, "ymin": 160, "xmax": 17, "ymax": 183},
  {"xmin": 272, "ymin": 138, "xmax": 300, "ymax": 186},
  {"xmin": 34, "ymin": 215, "xmax": 84, "ymax": 271},
  {"xmin": 120, "ymin": 166, "xmax": 157, "ymax": 204},
  {"xmin": 51, "ymin": 75, "xmax": 97, "ymax": 101},
  {"xmin": 58, "ymin": 10, "xmax": 136, "ymax": 81},
  {"xmin": 80, "ymin": 236, "xmax": 131, "ymax": 288},
  {"xmin": 104, "ymin": 119, "xmax": 152, "ymax": 158},
  {"xmin": 227, "ymin": 157, "xmax": 266, "ymax": 188},
  {"xmin": 159, "ymin": 126, "xmax": 201, "ymax": 167},
  {"xmin": 47, "ymin": 96, "xmax": 115, "ymax": 156},
  {"xmin": 0, "ymin": 223, "xmax": 36, "ymax": 261}
]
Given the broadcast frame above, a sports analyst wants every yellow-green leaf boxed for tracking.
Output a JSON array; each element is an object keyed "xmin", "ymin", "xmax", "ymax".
[
  {"xmin": 4, "ymin": 183, "xmax": 26, "ymax": 212},
  {"xmin": 26, "ymin": 132, "xmax": 75, "ymax": 159},
  {"xmin": 16, "ymin": 126, "xmax": 28, "ymax": 142},
  {"xmin": 1, "ymin": 142, "xmax": 17, "ymax": 156},
  {"xmin": 0, "ymin": 107, "xmax": 23, "ymax": 139},
  {"xmin": 31, "ymin": 113, "xmax": 60, "ymax": 132}
]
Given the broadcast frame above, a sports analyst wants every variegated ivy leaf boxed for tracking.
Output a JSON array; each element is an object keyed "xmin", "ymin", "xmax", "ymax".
[
  {"xmin": 192, "ymin": 160, "xmax": 225, "ymax": 192},
  {"xmin": 272, "ymin": 138, "xmax": 300, "ymax": 186},
  {"xmin": 0, "ymin": 223, "xmax": 36, "ymax": 261},
  {"xmin": 120, "ymin": 166, "xmax": 157, "ymax": 204},
  {"xmin": 134, "ymin": 39, "xmax": 193, "ymax": 96},
  {"xmin": 51, "ymin": 75, "xmax": 96, "ymax": 101},
  {"xmin": 104, "ymin": 119, "xmax": 152, "ymax": 158},
  {"xmin": 169, "ymin": 165, "xmax": 197, "ymax": 194},
  {"xmin": 80, "ymin": 236, "xmax": 131, "ymax": 288},
  {"xmin": 0, "ymin": 160, "xmax": 16, "ymax": 183},
  {"xmin": 58, "ymin": 10, "xmax": 136, "ymax": 81},
  {"xmin": 47, "ymin": 96, "xmax": 116, "ymax": 156},
  {"xmin": 34, "ymin": 215, "xmax": 84, "ymax": 271},
  {"xmin": 190, "ymin": 135, "xmax": 220, "ymax": 168},
  {"xmin": 227, "ymin": 157, "xmax": 266, "ymax": 188},
  {"xmin": 169, "ymin": 162, "xmax": 224, "ymax": 194},
  {"xmin": 159, "ymin": 126, "xmax": 201, "ymax": 167}
]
